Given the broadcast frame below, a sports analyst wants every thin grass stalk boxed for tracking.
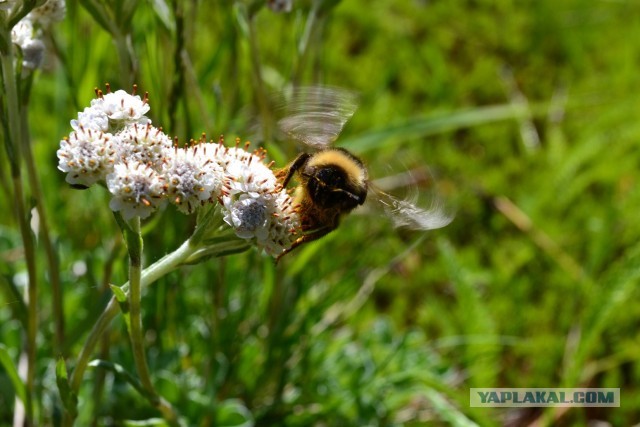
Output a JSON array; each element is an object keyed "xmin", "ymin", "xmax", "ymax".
[
  {"xmin": 1, "ymin": 38, "xmax": 38, "ymax": 423},
  {"xmin": 20, "ymin": 95, "xmax": 65, "ymax": 356},
  {"xmin": 292, "ymin": 2, "xmax": 318, "ymax": 85},
  {"xmin": 245, "ymin": 11, "xmax": 272, "ymax": 144},
  {"xmin": 114, "ymin": 31, "xmax": 137, "ymax": 88},
  {"xmin": 167, "ymin": 0, "xmax": 185, "ymax": 133},
  {"xmin": 0, "ymin": 145, "xmax": 11, "ymax": 198}
]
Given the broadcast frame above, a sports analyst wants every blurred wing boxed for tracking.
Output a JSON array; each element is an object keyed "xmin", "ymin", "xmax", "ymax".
[
  {"xmin": 276, "ymin": 86, "xmax": 359, "ymax": 148},
  {"xmin": 370, "ymin": 170, "xmax": 454, "ymax": 230},
  {"xmin": 373, "ymin": 188, "xmax": 453, "ymax": 230}
]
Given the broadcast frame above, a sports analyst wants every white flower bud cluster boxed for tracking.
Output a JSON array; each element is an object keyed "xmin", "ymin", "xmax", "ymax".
[
  {"xmin": 57, "ymin": 87, "xmax": 301, "ymax": 257},
  {"xmin": 8, "ymin": 0, "xmax": 66, "ymax": 70}
]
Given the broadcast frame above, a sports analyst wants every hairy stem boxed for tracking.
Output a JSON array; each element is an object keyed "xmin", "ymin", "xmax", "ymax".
[
  {"xmin": 127, "ymin": 218, "xmax": 153, "ymax": 392},
  {"xmin": 126, "ymin": 217, "xmax": 180, "ymax": 425}
]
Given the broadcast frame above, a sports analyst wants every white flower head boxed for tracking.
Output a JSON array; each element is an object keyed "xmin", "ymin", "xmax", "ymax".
[
  {"xmin": 91, "ymin": 89, "xmax": 151, "ymax": 133},
  {"xmin": 28, "ymin": 0, "xmax": 66, "ymax": 26},
  {"xmin": 225, "ymin": 196, "xmax": 269, "ymax": 239},
  {"xmin": 220, "ymin": 145, "xmax": 301, "ymax": 256},
  {"xmin": 106, "ymin": 161, "xmax": 166, "ymax": 220},
  {"xmin": 57, "ymin": 128, "xmax": 116, "ymax": 187},
  {"xmin": 11, "ymin": 19, "xmax": 34, "ymax": 48},
  {"xmin": 262, "ymin": 191, "xmax": 300, "ymax": 256},
  {"xmin": 162, "ymin": 145, "xmax": 222, "ymax": 214},
  {"xmin": 222, "ymin": 147, "xmax": 279, "ymax": 197},
  {"xmin": 222, "ymin": 189, "xmax": 300, "ymax": 256},
  {"xmin": 71, "ymin": 106, "xmax": 109, "ymax": 133},
  {"xmin": 11, "ymin": 18, "xmax": 46, "ymax": 71},
  {"xmin": 116, "ymin": 123, "xmax": 172, "ymax": 170},
  {"xmin": 21, "ymin": 37, "xmax": 45, "ymax": 70}
]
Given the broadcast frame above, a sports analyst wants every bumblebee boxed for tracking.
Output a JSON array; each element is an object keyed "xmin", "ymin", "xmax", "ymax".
[
  {"xmin": 274, "ymin": 86, "xmax": 452, "ymax": 260},
  {"xmin": 277, "ymin": 147, "xmax": 368, "ymax": 257}
]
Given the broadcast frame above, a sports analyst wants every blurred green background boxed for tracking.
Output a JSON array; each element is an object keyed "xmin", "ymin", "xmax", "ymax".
[{"xmin": 2, "ymin": 0, "xmax": 640, "ymax": 425}]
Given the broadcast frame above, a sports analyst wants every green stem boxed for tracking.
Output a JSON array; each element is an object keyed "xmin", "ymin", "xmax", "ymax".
[
  {"xmin": 69, "ymin": 239, "xmax": 195, "ymax": 392},
  {"xmin": 126, "ymin": 218, "xmax": 180, "ymax": 425},
  {"xmin": 11, "ymin": 175, "xmax": 36, "ymax": 420},
  {"xmin": 66, "ymin": 239, "xmax": 196, "ymax": 425},
  {"xmin": 0, "ymin": 30, "xmax": 22, "ymax": 169},
  {"xmin": 8, "ymin": 0, "xmax": 37, "ymax": 27},
  {"xmin": 1, "ymin": 34, "xmax": 37, "ymax": 423},
  {"xmin": 127, "ymin": 217, "xmax": 154, "ymax": 393}
]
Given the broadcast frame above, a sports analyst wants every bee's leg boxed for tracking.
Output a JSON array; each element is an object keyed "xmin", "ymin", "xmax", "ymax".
[
  {"xmin": 279, "ymin": 153, "xmax": 311, "ymax": 188},
  {"xmin": 275, "ymin": 218, "xmax": 340, "ymax": 263}
]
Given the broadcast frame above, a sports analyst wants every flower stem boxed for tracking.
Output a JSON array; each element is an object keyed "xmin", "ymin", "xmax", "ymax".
[
  {"xmin": 127, "ymin": 218, "xmax": 153, "ymax": 392},
  {"xmin": 125, "ymin": 217, "xmax": 181, "ymax": 425},
  {"xmin": 66, "ymin": 239, "xmax": 196, "ymax": 424}
]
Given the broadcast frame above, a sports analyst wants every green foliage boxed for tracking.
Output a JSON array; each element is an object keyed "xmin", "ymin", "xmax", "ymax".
[{"xmin": 1, "ymin": 0, "xmax": 640, "ymax": 426}]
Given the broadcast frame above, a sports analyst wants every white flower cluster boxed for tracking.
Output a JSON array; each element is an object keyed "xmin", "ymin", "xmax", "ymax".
[
  {"xmin": 220, "ymin": 147, "xmax": 300, "ymax": 256},
  {"xmin": 8, "ymin": 0, "xmax": 66, "ymax": 70},
  {"xmin": 57, "ymin": 87, "xmax": 301, "ymax": 257}
]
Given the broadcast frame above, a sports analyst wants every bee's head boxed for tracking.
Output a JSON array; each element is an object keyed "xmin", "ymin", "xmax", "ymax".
[{"xmin": 305, "ymin": 163, "xmax": 367, "ymax": 210}]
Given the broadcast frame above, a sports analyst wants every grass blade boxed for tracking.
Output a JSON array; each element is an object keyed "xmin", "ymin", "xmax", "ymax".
[
  {"xmin": 340, "ymin": 103, "xmax": 540, "ymax": 153},
  {"xmin": 55, "ymin": 357, "xmax": 78, "ymax": 418}
]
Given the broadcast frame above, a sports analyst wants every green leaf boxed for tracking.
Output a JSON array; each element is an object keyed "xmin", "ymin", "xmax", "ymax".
[
  {"xmin": 78, "ymin": 0, "xmax": 115, "ymax": 34},
  {"xmin": 216, "ymin": 399, "xmax": 254, "ymax": 427},
  {"xmin": 183, "ymin": 242, "xmax": 251, "ymax": 265},
  {"xmin": 113, "ymin": 212, "xmax": 143, "ymax": 264},
  {"xmin": 110, "ymin": 284, "xmax": 131, "ymax": 331},
  {"xmin": 437, "ymin": 238, "xmax": 498, "ymax": 387},
  {"xmin": 317, "ymin": 0, "xmax": 343, "ymax": 15},
  {"xmin": 191, "ymin": 204, "xmax": 225, "ymax": 246},
  {"xmin": 119, "ymin": 0, "xmax": 140, "ymax": 28},
  {"xmin": 110, "ymin": 283, "xmax": 127, "ymax": 303},
  {"xmin": 55, "ymin": 358, "xmax": 78, "ymax": 418},
  {"xmin": 0, "ymin": 344, "xmax": 26, "ymax": 405},
  {"xmin": 564, "ymin": 242, "xmax": 640, "ymax": 385},
  {"xmin": 88, "ymin": 359, "xmax": 156, "ymax": 402},
  {"xmin": 423, "ymin": 388, "xmax": 479, "ymax": 427},
  {"xmin": 339, "ymin": 103, "xmax": 536, "ymax": 153},
  {"xmin": 149, "ymin": 0, "xmax": 175, "ymax": 33},
  {"xmin": 0, "ymin": 274, "xmax": 27, "ymax": 328}
]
